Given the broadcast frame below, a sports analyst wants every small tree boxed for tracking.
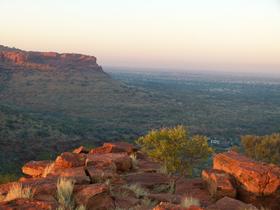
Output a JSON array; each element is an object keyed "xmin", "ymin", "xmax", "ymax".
[
  {"xmin": 241, "ymin": 133, "xmax": 280, "ymax": 165},
  {"xmin": 136, "ymin": 125, "xmax": 213, "ymax": 176}
]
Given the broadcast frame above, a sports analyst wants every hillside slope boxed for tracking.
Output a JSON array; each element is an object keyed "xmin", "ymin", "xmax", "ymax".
[{"xmin": 0, "ymin": 46, "xmax": 170, "ymax": 174}]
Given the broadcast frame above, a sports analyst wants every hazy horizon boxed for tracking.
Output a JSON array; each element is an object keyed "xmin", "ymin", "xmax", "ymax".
[{"xmin": 1, "ymin": 0, "xmax": 280, "ymax": 73}]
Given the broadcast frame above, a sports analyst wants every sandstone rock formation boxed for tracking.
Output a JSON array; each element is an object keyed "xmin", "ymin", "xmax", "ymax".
[
  {"xmin": 206, "ymin": 196, "xmax": 258, "ymax": 210},
  {"xmin": 202, "ymin": 169, "xmax": 236, "ymax": 200},
  {"xmin": 0, "ymin": 45, "xmax": 103, "ymax": 72},
  {"xmin": 213, "ymin": 151, "xmax": 280, "ymax": 209},
  {"xmin": 1, "ymin": 142, "xmax": 278, "ymax": 209}
]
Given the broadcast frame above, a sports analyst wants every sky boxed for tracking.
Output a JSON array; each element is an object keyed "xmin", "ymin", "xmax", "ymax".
[{"xmin": 0, "ymin": 0, "xmax": 280, "ymax": 73}]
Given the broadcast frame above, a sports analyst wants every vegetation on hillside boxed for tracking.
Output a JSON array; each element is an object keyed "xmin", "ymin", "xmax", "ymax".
[
  {"xmin": 1, "ymin": 67, "xmax": 280, "ymax": 175},
  {"xmin": 241, "ymin": 133, "xmax": 280, "ymax": 165},
  {"xmin": 137, "ymin": 125, "xmax": 213, "ymax": 176}
]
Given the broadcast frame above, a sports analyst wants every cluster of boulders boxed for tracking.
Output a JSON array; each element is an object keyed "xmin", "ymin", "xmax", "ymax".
[
  {"xmin": 0, "ymin": 142, "xmax": 279, "ymax": 210},
  {"xmin": 202, "ymin": 151, "xmax": 280, "ymax": 210}
]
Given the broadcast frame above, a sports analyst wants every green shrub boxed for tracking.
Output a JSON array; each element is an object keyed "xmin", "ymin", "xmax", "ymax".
[
  {"xmin": 241, "ymin": 133, "xmax": 280, "ymax": 165},
  {"xmin": 137, "ymin": 125, "xmax": 213, "ymax": 176}
]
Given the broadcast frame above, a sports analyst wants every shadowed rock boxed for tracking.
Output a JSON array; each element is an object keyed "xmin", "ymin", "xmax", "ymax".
[
  {"xmin": 206, "ymin": 196, "xmax": 257, "ymax": 210},
  {"xmin": 202, "ymin": 169, "xmax": 236, "ymax": 200}
]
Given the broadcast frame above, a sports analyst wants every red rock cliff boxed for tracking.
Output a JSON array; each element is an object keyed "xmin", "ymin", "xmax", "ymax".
[{"xmin": 0, "ymin": 45, "xmax": 102, "ymax": 71}]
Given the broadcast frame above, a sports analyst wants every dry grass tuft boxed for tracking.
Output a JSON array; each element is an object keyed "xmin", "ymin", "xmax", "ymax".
[
  {"xmin": 124, "ymin": 184, "xmax": 148, "ymax": 198},
  {"xmin": 141, "ymin": 197, "xmax": 158, "ymax": 208},
  {"xmin": 75, "ymin": 205, "xmax": 86, "ymax": 210},
  {"xmin": 181, "ymin": 196, "xmax": 200, "ymax": 208},
  {"xmin": 129, "ymin": 153, "xmax": 138, "ymax": 169},
  {"xmin": 4, "ymin": 183, "xmax": 34, "ymax": 202},
  {"xmin": 57, "ymin": 177, "xmax": 75, "ymax": 209}
]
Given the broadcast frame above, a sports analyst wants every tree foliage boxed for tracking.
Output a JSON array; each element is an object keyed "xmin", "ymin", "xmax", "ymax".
[
  {"xmin": 136, "ymin": 125, "xmax": 213, "ymax": 176},
  {"xmin": 241, "ymin": 133, "xmax": 280, "ymax": 165}
]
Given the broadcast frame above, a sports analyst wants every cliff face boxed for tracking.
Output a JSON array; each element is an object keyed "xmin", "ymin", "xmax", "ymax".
[{"xmin": 0, "ymin": 45, "xmax": 102, "ymax": 72}]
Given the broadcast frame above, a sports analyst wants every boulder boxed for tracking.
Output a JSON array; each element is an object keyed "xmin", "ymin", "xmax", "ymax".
[
  {"xmin": 213, "ymin": 151, "xmax": 280, "ymax": 209},
  {"xmin": 89, "ymin": 142, "xmax": 136, "ymax": 155},
  {"xmin": 137, "ymin": 159, "xmax": 161, "ymax": 173},
  {"xmin": 206, "ymin": 197, "xmax": 258, "ymax": 210},
  {"xmin": 20, "ymin": 177, "xmax": 58, "ymax": 197},
  {"xmin": 114, "ymin": 196, "xmax": 140, "ymax": 209},
  {"xmin": 202, "ymin": 169, "xmax": 236, "ymax": 200},
  {"xmin": 54, "ymin": 152, "xmax": 86, "ymax": 169},
  {"xmin": 0, "ymin": 198, "xmax": 58, "ymax": 210},
  {"xmin": 22, "ymin": 160, "xmax": 53, "ymax": 177},
  {"xmin": 111, "ymin": 185, "xmax": 139, "ymax": 209},
  {"xmin": 213, "ymin": 151, "xmax": 280, "ymax": 196},
  {"xmin": 72, "ymin": 146, "xmax": 89, "ymax": 154},
  {"xmin": 86, "ymin": 166, "xmax": 123, "ymax": 184},
  {"xmin": 47, "ymin": 166, "xmax": 90, "ymax": 184},
  {"xmin": 125, "ymin": 172, "xmax": 170, "ymax": 188},
  {"xmin": 175, "ymin": 178, "xmax": 213, "ymax": 207},
  {"xmin": 86, "ymin": 153, "xmax": 132, "ymax": 172},
  {"xmin": 74, "ymin": 184, "xmax": 114, "ymax": 209}
]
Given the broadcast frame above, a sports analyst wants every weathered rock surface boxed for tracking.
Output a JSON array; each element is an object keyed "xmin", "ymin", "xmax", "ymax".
[
  {"xmin": 22, "ymin": 160, "xmax": 53, "ymax": 177},
  {"xmin": 0, "ymin": 46, "xmax": 102, "ymax": 72},
  {"xmin": 125, "ymin": 172, "xmax": 171, "ymax": 188},
  {"xmin": 74, "ymin": 184, "xmax": 114, "ymax": 209},
  {"xmin": 214, "ymin": 151, "xmax": 280, "ymax": 195},
  {"xmin": 86, "ymin": 166, "xmax": 123, "ymax": 184},
  {"xmin": 72, "ymin": 146, "xmax": 89, "ymax": 154},
  {"xmin": 86, "ymin": 152, "xmax": 132, "ymax": 172},
  {"xmin": 175, "ymin": 178, "xmax": 213, "ymax": 207},
  {"xmin": 214, "ymin": 151, "xmax": 280, "ymax": 209},
  {"xmin": 202, "ymin": 169, "xmax": 236, "ymax": 200},
  {"xmin": 47, "ymin": 166, "xmax": 90, "ymax": 184},
  {"xmin": 206, "ymin": 196, "xmax": 258, "ymax": 210},
  {"xmin": 89, "ymin": 141, "xmax": 136, "ymax": 155},
  {"xmin": 0, "ymin": 198, "xmax": 58, "ymax": 210},
  {"xmin": 54, "ymin": 152, "xmax": 86, "ymax": 169}
]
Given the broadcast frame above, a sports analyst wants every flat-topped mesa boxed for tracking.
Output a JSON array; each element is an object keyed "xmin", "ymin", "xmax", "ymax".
[{"xmin": 0, "ymin": 45, "xmax": 102, "ymax": 71}]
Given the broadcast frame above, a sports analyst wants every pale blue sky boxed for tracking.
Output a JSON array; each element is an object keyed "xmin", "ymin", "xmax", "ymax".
[{"xmin": 0, "ymin": 0, "xmax": 280, "ymax": 72}]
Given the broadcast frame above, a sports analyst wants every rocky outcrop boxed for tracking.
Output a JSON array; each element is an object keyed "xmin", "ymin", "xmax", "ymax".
[
  {"xmin": 54, "ymin": 152, "xmax": 86, "ymax": 169},
  {"xmin": 86, "ymin": 152, "xmax": 132, "ymax": 172},
  {"xmin": 1, "ymin": 143, "xmax": 275, "ymax": 209},
  {"xmin": 22, "ymin": 160, "xmax": 52, "ymax": 177},
  {"xmin": 74, "ymin": 184, "xmax": 114, "ymax": 209},
  {"xmin": 213, "ymin": 151, "xmax": 280, "ymax": 210},
  {"xmin": 0, "ymin": 45, "xmax": 103, "ymax": 72},
  {"xmin": 89, "ymin": 142, "xmax": 136, "ymax": 155}
]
